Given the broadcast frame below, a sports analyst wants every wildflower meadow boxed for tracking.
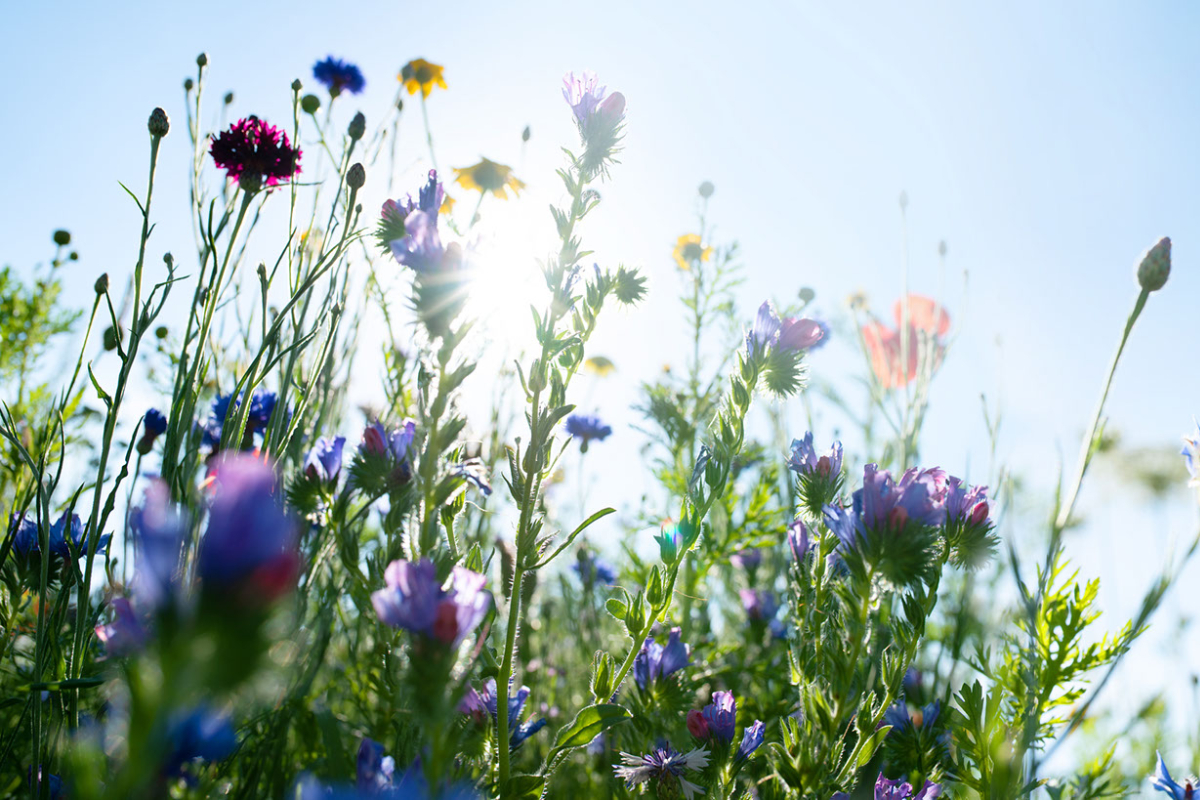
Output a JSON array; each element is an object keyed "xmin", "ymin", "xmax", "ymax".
[{"xmin": 2, "ymin": 7, "xmax": 1199, "ymax": 800}]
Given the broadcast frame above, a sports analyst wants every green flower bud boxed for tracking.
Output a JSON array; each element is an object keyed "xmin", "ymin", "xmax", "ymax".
[
  {"xmin": 590, "ymin": 651, "xmax": 615, "ymax": 701},
  {"xmin": 154, "ymin": 325, "xmax": 168, "ymax": 339},
  {"xmin": 698, "ymin": 180, "xmax": 714, "ymax": 198},
  {"xmin": 196, "ymin": 52, "xmax": 208, "ymax": 68},
  {"xmin": 300, "ymin": 94, "xmax": 321, "ymax": 115},
  {"xmin": 347, "ymin": 163, "xmax": 366, "ymax": 190},
  {"xmin": 94, "ymin": 273, "xmax": 109, "ymax": 295},
  {"xmin": 184, "ymin": 77, "xmax": 194, "ymax": 92},
  {"xmin": 147, "ymin": 107, "xmax": 169, "ymax": 137},
  {"xmin": 522, "ymin": 125, "xmax": 531, "ymax": 142},
  {"xmin": 646, "ymin": 566, "xmax": 665, "ymax": 607},
  {"xmin": 348, "ymin": 111, "xmax": 366, "ymax": 141},
  {"xmin": 1137, "ymin": 236, "xmax": 1171, "ymax": 292},
  {"xmin": 291, "ymin": 78, "xmax": 302, "ymax": 93},
  {"xmin": 223, "ymin": 91, "xmax": 234, "ymax": 105},
  {"xmin": 52, "ymin": 229, "xmax": 71, "ymax": 246}
]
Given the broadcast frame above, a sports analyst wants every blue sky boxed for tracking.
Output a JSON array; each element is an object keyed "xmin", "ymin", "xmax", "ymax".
[{"xmin": 4, "ymin": 0, "xmax": 1200, "ymax": 776}]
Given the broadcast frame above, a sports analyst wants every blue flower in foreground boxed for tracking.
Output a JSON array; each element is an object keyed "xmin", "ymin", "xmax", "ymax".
[
  {"xmin": 461, "ymin": 678, "xmax": 547, "ymax": 749},
  {"xmin": 874, "ymin": 773, "xmax": 942, "ymax": 800},
  {"xmin": 1183, "ymin": 422, "xmax": 1200, "ymax": 488},
  {"xmin": 614, "ymin": 745, "xmax": 709, "ymax": 800},
  {"xmin": 163, "ymin": 705, "xmax": 237, "ymax": 781},
  {"xmin": 1152, "ymin": 752, "xmax": 1198, "ymax": 799},
  {"xmin": 198, "ymin": 455, "xmax": 299, "ymax": 604},
  {"xmin": 736, "ymin": 720, "xmax": 765, "ymax": 762},
  {"xmin": 27, "ymin": 770, "xmax": 65, "ymax": 800},
  {"xmin": 305, "ymin": 435, "xmax": 346, "ymax": 483},
  {"xmin": 371, "ymin": 558, "xmax": 490, "ymax": 648},
  {"xmin": 634, "ymin": 627, "xmax": 690, "ymax": 691},
  {"xmin": 565, "ymin": 413, "xmax": 612, "ymax": 452},
  {"xmin": 313, "ymin": 56, "xmax": 366, "ymax": 96}
]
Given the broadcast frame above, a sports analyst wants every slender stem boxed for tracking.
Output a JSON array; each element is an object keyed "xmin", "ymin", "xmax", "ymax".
[{"xmin": 420, "ymin": 94, "xmax": 438, "ymax": 172}]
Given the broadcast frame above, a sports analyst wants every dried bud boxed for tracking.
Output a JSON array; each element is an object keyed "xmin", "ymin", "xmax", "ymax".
[
  {"xmin": 94, "ymin": 273, "xmax": 109, "ymax": 295},
  {"xmin": 147, "ymin": 107, "xmax": 170, "ymax": 137},
  {"xmin": 184, "ymin": 77, "xmax": 195, "ymax": 91},
  {"xmin": 346, "ymin": 163, "xmax": 366, "ymax": 190},
  {"xmin": 300, "ymin": 94, "xmax": 321, "ymax": 115},
  {"xmin": 348, "ymin": 111, "xmax": 366, "ymax": 141},
  {"xmin": 196, "ymin": 53, "xmax": 208, "ymax": 68},
  {"xmin": 52, "ymin": 229, "xmax": 71, "ymax": 246},
  {"xmin": 522, "ymin": 125, "xmax": 531, "ymax": 142},
  {"xmin": 1137, "ymin": 236, "xmax": 1171, "ymax": 292},
  {"xmin": 223, "ymin": 91, "xmax": 234, "ymax": 105},
  {"xmin": 698, "ymin": 180, "xmax": 714, "ymax": 198},
  {"xmin": 291, "ymin": 78, "xmax": 303, "ymax": 93}
]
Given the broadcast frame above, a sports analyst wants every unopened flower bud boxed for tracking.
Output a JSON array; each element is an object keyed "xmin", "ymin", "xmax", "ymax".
[
  {"xmin": 1136, "ymin": 236, "xmax": 1171, "ymax": 292},
  {"xmin": 155, "ymin": 325, "xmax": 168, "ymax": 339},
  {"xmin": 938, "ymin": 240, "xmax": 948, "ymax": 258},
  {"xmin": 396, "ymin": 98, "xmax": 404, "ymax": 112},
  {"xmin": 68, "ymin": 251, "xmax": 78, "ymax": 261},
  {"xmin": 597, "ymin": 92, "xmax": 626, "ymax": 126},
  {"xmin": 522, "ymin": 125, "xmax": 531, "ymax": 142},
  {"xmin": 698, "ymin": 181, "xmax": 714, "ymax": 198},
  {"xmin": 94, "ymin": 273, "xmax": 109, "ymax": 294},
  {"xmin": 346, "ymin": 163, "xmax": 366, "ymax": 190},
  {"xmin": 184, "ymin": 77, "xmax": 195, "ymax": 91},
  {"xmin": 52, "ymin": 229, "xmax": 71, "ymax": 246},
  {"xmin": 686, "ymin": 710, "xmax": 710, "ymax": 739},
  {"xmin": 300, "ymin": 94, "xmax": 321, "ymax": 115},
  {"xmin": 798, "ymin": 286, "xmax": 815, "ymax": 303},
  {"xmin": 348, "ymin": 111, "xmax": 366, "ymax": 141},
  {"xmin": 223, "ymin": 91, "xmax": 234, "ymax": 105},
  {"xmin": 147, "ymin": 107, "xmax": 170, "ymax": 137},
  {"xmin": 196, "ymin": 53, "xmax": 208, "ymax": 68},
  {"xmin": 291, "ymin": 78, "xmax": 303, "ymax": 93},
  {"xmin": 103, "ymin": 326, "xmax": 120, "ymax": 351}
]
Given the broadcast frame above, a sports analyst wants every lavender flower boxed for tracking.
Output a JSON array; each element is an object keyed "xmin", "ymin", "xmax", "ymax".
[
  {"xmin": 614, "ymin": 745, "xmax": 709, "ymax": 800},
  {"xmin": 371, "ymin": 558, "xmax": 490, "ymax": 648},
  {"xmin": 460, "ymin": 678, "xmax": 547, "ymax": 749},
  {"xmin": 788, "ymin": 520, "xmax": 811, "ymax": 561},
  {"xmin": 788, "ymin": 433, "xmax": 843, "ymax": 479},
  {"xmin": 356, "ymin": 738, "xmax": 395, "ymax": 794},
  {"xmin": 163, "ymin": 705, "xmax": 238, "ymax": 781},
  {"xmin": 313, "ymin": 56, "xmax": 366, "ymax": 96},
  {"xmin": 1182, "ymin": 422, "xmax": 1200, "ymax": 488},
  {"xmin": 198, "ymin": 455, "xmax": 299, "ymax": 604},
  {"xmin": 633, "ymin": 627, "xmax": 690, "ymax": 691},
  {"xmin": 730, "ymin": 548, "xmax": 762, "ymax": 571},
  {"xmin": 736, "ymin": 720, "xmax": 765, "ymax": 761},
  {"xmin": 874, "ymin": 773, "xmax": 942, "ymax": 800},
  {"xmin": 566, "ymin": 413, "xmax": 613, "ymax": 452},
  {"xmin": 49, "ymin": 512, "xmax": 109, "ymax": 559},
  {"xmin": 700, "ymin": 691, "xmax": 737, "ymax": 742},
  {"xmin": 944, "ymin": 476, "xmax": 989, "ymax": 526},
  {"xmin": 210, "ymin": 116, "xmax": 302, "ymax": 189},
  {"xmin": 1152, "ymin": 752, "xmax": 1198, "ymax": 799},
  {"xmin": 305, "ymin": 436, "xmax": 346, "ymax": 483},
  {"xmin": 94, "ymin": 597, "xmax": 148, "ymax": 657}
]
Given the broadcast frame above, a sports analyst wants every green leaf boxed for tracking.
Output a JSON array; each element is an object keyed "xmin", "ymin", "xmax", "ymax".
[
  {"xmin": 499, "ymin": 774, "xmax": 544, "ymax": 799},
  {"xmin": 546, "ymin": 703, "xmax": 631, "ymax": 762}
]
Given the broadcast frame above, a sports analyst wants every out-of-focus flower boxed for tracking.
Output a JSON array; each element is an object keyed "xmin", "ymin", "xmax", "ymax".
[
  {"xmin": 198, "ymin": 455, "xmax": 299, "ymax": 605},
  {"xmin": 1182, "ymin": 421, "xmax": 1200, "ymax": 488},
  {"xmin": 895, "ymin": 295, "xmax": 950, "ymax": 338},
  {"xmin": 7, "ymin": 513, "xmax": 39, "ymax": 559},
  {"xmin": 563, "ymin": 71, "xmax": 608, "ymax": 126},
  {"xmin": 701, "ymin": 691, "xmax": 737, "ymax": 742},
  {"xmin": 210, "ymin": 116, "xmax": 301, "ymax": 189},
  {"xmin": 874, "ymin": 773, "xmax": 942, "ymax": 800},
  {"xmin": 453, "ymin": 158, "xmax": 524, "ymax": 199},
  {"xmin": 400, "ymin": 58, "xmax": 447, "ymax": 98},
  {"xmin": 27, "ymin": 771, "xmax": 65, "ymax": 800},
  {"xmin": 944, "ymin": 476, "xmax": 990, "ymax": 527},
  {"xmin": 305, "ymin": 436, "xmax": 346, "ymax": 484},
  {"xmin": 1152, "ymin": 752, "xmax": 1197, "ymax": 799},
  {"xmin": 313, "ymin": 56, "xmax": 365, "ymax": 96},
  {"xmin": 736, "ymin": 720, "xmax": 765, "ymax": 761},
  {"xmin": 573, "ymin": 549, "xmax": 617, "ymax": 585},
  {"xmin": 460, "ymin": 678, "xmax": 547, "ymax": 749},
  {"xmin": 371, "ymin": 558, "xmax": 490, "ymax": 648},
  {"xmin": 862, "ymin": 295, "xmax": 950, "ymax": 389},
  {"xmin": 634, "ymin": 627, "xmax": 690, "ymax": 691},
  {"xmin": 672, "ymin": 234, "xmax": 712, "ymax": 271},
  {"xmin": 451, "ymin": 459, "xmax": 493, "ymax": 496},
  {"xmin": 129, "ymin": 480, "xmax": 187, "ymax": 611},
  {"xmin": 614, "ymin": 745, "xmax": 709, "ymax": 799},
  {"xmin": 884, "ymin": 699, "xmax": 941, "ymax": 733},
  {"xmin": 203, "ymin": 389, "xmax": 281, "ymax": 449},
  {"xmin": 138, "ymin": 407, "xmax": 169, "ymax": 454},
  {"xmin": 163, "ymin": 706, "xmax": 237, "ymax": 781},
  {"xmin": 360, "ymin": 419, "xmax": 418, "ymax": 484},
  {"xmin": 788, "ymin": 520, "xmax": 811, "ymax": 561},
  {"xmin": 356, "ymin": 738, "xmax": 396, "ymax": 794},
  {"xmin": 748, "ymin": 302, "xmax": 823, "ymax": 356},
  {"xmin": 566, "ymin": 413, "xmax": 612, "ymax": 452},
  {"xmin": 584, "ymin": 355, "xmax": 616, "ymax": 376},
  {"xmin": 807, "ymin": 319, "xmax": 832, "ymax": 351},
  {"xmin": 730, "ymin": 548, "xmax": 762, "ymax": 571},
  {"xmin": 95, "ymin": 597, "xmax": 148, "ymax": 657},
  {"xmin": 686, "ymin": 710, "xmax": 709, "ymax": 739},
  {"xmin": 739, "ymin": 589, "xmax": 785, "ymax": 638}
]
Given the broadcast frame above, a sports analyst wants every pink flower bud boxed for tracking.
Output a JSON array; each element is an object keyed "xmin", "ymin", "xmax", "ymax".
[
  {"xmin": 687, "ymin": 709, "xmax": 710, "ymax": 739},
  {"xmin": 778, "ymin": 317, "xmax": 824, "ymax": 351},
  {"xmin": 598, "ymin": 92, "xmax": 626, "ymax": 126},
  {"xmin": 969, "ymin": 501, "xmax": 989, "ymax": 526}
]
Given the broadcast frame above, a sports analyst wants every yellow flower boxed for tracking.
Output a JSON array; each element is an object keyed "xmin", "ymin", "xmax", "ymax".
[
  {"xmin": 399, "ymin": 59, "xmax": 447, "ymax": 98},
  {"xmin": 584, "ymin": 356, "xmax": 616, "ymax": 377},
  {"xmin": 672, "ymin": 234, "xmax": 712, "ymax": 271},
  {"xmin": 440, "ymin": 194, "xmax": 456, "ymax": 215},
  {"xmin": 453, "ymin": 158, "xmax": 525, "ymax": 199}
]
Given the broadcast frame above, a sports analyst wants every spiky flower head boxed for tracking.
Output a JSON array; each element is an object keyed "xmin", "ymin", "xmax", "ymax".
[
  {"xmin": 614, "ymin": 745, "xmax": 710, "ymax": 800},
  {"xmin": 209, "ymin": 116, "xmax": 301, "ymax": 190},
  {"xmin": 789, "ymin": 432, "xmax": 845, "ymax": 513},
  {"xmin": 746, "ymin": 302, "xmax": 823, "ymax": 396},
  {"xmin": 943, "ymin": 476, "xmax": 998, "ymax": 568},
  {"xmin": 563, "ymin": 71, "xmax": 625, "ymax": 179}
]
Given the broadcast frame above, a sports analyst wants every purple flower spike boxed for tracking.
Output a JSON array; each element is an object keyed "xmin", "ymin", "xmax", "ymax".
[
  {"xmin": 788, "ymin": 520, "xmax": 811, "ymax": 561},
  {"xmin": 701, "ymin": 691, "xmax": 737, "ymax": 742},
  {"xmin": 563, "ymin": 72, "xmax": 608, "ymax": 125},
  {"xmin": 789, "ymin": 433, "xmax": 844, "ymax": 479},
  {"xmin": 874, "ymin": 773, "xmax": 942, "ymax": 800},
  {"xmin": 371, "ymin": 558, "xmax": 490, "ymax": 647},
  {"xmin": 855, "ymin": 463, "xmax": 947, "ymax": 532},
  {"xmin": 304, "ymin": 436, "xmax": 346, "ymax": 483},
  {"xmin": 634, "ymin": 627, "xmax": 690, "ymax": 690},
  {"xmin": 736, "ymin": 720, "xmax": 765, "ymax": 761},
  {"xmin": 199, "ymin": 455, "xmax": 299, "ymax": 605}
]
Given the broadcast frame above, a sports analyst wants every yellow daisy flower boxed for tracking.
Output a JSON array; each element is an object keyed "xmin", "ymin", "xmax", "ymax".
[
  {"xmin": 399, "ymin": 59, "xmax": 447, "ymax": 98},
  {"xmin": 453, "ymin": 158, "xmax": 525, "ymax": 199},
  {"xmin": 672, "ymin": 234, "xmax": 712, "ymax": 271},
  {"xmin": 584, "ymin": 356, "xmax": 616, "ymax": 377}
]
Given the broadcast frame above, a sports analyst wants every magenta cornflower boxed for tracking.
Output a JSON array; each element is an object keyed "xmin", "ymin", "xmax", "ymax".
[{"xmin": 210, "ymin": 116, "xmax": 302, "ymax": 188}]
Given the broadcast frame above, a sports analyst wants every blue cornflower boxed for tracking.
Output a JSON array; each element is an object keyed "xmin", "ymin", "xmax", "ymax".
[
  {"xmin": 305, "ymin": 435, "xmax": 346, "ymax": 484},
  {"xmin": 138, "ymin": 407, "xmax": 169, "ymax": 454},
  {"xmin": 313, "ymin": 56, "xmax": 366, "ymax": 96},
  {"xmin": 565, "ymin": 413, "xmax": 612, "ymax": 452},
  {"xmin": 202, "ymin": 389, "xmax": 281, "ymax": 449},
  {"xmin": 49, "ymin": 512, "xmax": 110, "ymax": 559},
  {"xmin": 129, "ymin": 480, "xmax": 187, "ymax": 611},
  {"xmin": 633, "ymin": 627, "xmax": 690, "ymax": 691},
  {"xmin": 1152, "ymin": 752, "xmax": 1198, "ymax": 799},
  {"xmin": 356, "ymin": 738, "xmax": 396, "ymax": 794},
  {"xmin": 163, "ymin": 705, "xmax": 238, "ymax": 781},
  {"xmin": 883, "ymin": 699, "xmax": 940, "ymax": 734},
  {"xmin": 7, "ymin": 513, "xmax": 39, "ymax": 559},
  {"xmin": 198, "ymin": 455, "xmax": 298, "ymax": 605},
  {"xmin": 1183, "ymin": 422, "xmax": 1200, "ymax": 488},
  {"xmin": 614, "ymin": 745, "xmax": 709, "ymax": 800},
  {"xmin": 461, "ymin": 678, "xmax": 547, "ymax": 750},
  {"xmin": 371, "ymin": 558, "xmax": 490, "ymax": 648}
]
